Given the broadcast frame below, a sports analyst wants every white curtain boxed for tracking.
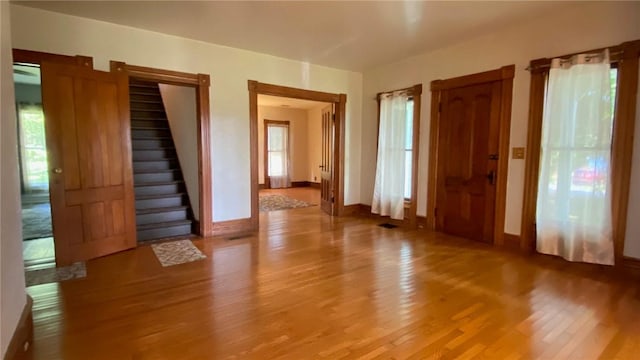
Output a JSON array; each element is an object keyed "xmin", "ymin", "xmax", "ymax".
[
  {"xmin": 372, "ymin": 92, "xmax": 408, "ymax": 220},
  {"xmin": 536, "ymin": 50, "xmax": 615, "ymax": 265},
  {"xmin": 267, "ymin": 124, "xmax": 291, "ymax": 188}
]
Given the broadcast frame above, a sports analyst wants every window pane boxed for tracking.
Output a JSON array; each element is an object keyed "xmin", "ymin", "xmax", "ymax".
[
  {"xmin": 404, "ymin": 150, "xmax": 412, "ymax": 199},
  {"xmin": 268, "ymin": 152, "xmax": 283, "ymax": 176},
  {"xmin": 268, "ymin": 126, "xmax": 285, "ymax": 151},
  {"xmin": 405, "ymin": 100, "xmax": 413, "ymax": 149}
]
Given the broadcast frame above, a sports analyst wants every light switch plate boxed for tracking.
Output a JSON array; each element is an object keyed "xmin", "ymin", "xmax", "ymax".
[{"xmin": 512, "ymin": 147, "xmax": 525, "ymax": 159}]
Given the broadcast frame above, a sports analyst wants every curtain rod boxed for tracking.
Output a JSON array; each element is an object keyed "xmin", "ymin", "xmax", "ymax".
[{"xmin": 526, "ymin": 50, "xmax": 624, "ymax": 72}]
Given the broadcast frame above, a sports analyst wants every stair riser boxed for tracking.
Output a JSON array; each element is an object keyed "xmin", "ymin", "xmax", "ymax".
[
  {"xmin": 132, "ymin": 128, "xmax": 171, "ymax": 138},
  {"xmin": 130, "ymin": 102, "xmax": 164, "ymax": 111},
  {"xmin": 132, "ymin": 149, "xmax": 176, "ymax": 161},
  {"xmin": 135, "ymin": 183, "xmax": 185, "ymax": 197},
  {"xmin": 133, "ymin": 159, "xmax": 179, "ymax": 171},
  {"xmin": 137, "ymin": 224, "xmax": 192, "ymax": 242},
  {"xmin": 136, "ymin": 195, "xmax": 185, "ymax": 210},
  {"xmin": 130, "ymin": 93, "xmax": 161, "ymax": 102},
  {"xmin": 131, "ymin": 110, "xmax": 166, "ymax": 119},
  {"xmin": 134, "ymin": 171, "xmax": 181, "ymax": 183},
  {"xmin": 132, "ymin": 138, "xmax": 174, "ymax": 149},
  {"xmin": 129, "ymin": 86, "xmax": 160, "ymax": 96},
  {"xmin": 136, "ymin": 209, "xmax": 189, "ymax": 226},
  {"xmin": 131, "ymin": 119, "xmax": 169, "ymax": 129}
]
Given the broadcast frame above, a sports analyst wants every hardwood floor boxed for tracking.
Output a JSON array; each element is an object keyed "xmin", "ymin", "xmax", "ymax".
[{"xmin": 25, "ymin": 207, "xmax": 640, "ymax": 359}]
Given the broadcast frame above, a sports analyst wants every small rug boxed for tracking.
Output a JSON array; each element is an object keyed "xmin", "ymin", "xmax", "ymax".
[
  {"xmin": 25, "ymin": 262, "xmax": 86, "ymax": 287},
  {"xmin": 22, "ymin": 203, "xmax": 53, "ymax": 240},
  {"xmin": 151, "ymin": 239, "xmax": 206, "ymax": 267},
  {"xmin": 259, "ymin": 194, "xmax": 315, "ymax": 212}
]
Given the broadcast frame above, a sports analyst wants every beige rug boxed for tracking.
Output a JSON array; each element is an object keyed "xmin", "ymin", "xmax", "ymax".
[
  {"xmin": 151, "ymin": 239, "xmax": 206, "ymax": 267},
  {"xmin": 259, "ymin": 194, "xmax": 315, "ymax": 212},
  {"xmin": 25, "ymin": 262, "xmax": 86, "ymax": 287}
]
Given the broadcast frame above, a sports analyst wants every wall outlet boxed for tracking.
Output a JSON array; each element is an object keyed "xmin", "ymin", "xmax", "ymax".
[{"xmin": 512, "ymin": 147, "xmax": 525, "ymax": 159}]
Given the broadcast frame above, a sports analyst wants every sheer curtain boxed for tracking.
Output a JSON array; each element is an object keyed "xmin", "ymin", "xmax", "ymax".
[
  {"xmin": 267, "ymin": 124, "xmax": 291, "ymax": 188},
  {"xmin": 536, "ymin": 50, "xmax": 615, "ymax": 265},
  {"xmin": 372, "ymin": 92, "xmax": 408, "ymax": 220}
]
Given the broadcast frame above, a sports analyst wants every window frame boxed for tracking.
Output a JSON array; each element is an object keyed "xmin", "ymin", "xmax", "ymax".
[
  {"xmin": 375, "ymin": 84, "xmax": 423, "ymax": 225},
  {"xmin": 521, "ymin": 40, "xmax": 640, "ymax": 265}
]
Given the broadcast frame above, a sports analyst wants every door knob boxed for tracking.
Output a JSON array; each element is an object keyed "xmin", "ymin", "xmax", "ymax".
[{"xmin": 53, "ymin": 168, "xmax": 63, "ymax": 174}]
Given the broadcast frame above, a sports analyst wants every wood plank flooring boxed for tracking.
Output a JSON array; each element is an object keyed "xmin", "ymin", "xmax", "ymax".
[{"xmin": 25, "ymin": 206, "xmax": 640, "ymax": 359}]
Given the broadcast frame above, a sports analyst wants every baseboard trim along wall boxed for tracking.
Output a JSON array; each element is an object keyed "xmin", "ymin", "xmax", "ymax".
[
  {"xmin": 211, "ymin": 218, "xmax": 253, "ymax": 237},
  {"xmin": 5, "ymin": 295, "xmax": 33, "ymax": 360}
]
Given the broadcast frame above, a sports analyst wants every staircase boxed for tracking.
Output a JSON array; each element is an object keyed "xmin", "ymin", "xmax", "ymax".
[{"xmin": 129, "ymin": 79, "xmax": 194, "ymax": 242}]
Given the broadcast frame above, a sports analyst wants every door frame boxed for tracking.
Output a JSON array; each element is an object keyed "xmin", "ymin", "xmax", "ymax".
[
  {"xmin": 110, "ymin": 61, "xmax": 213, "ymax": 237},
  {"xmin": 248, "ymin": 80, "xmax": 347, "ymax": 229},
  {"xmin": 427, "ymin": 65, "xmax": 515, "ymax": 246},
  {"xmin": 263, "ymin": 119, "xmax": 291, "ymax": 189}
]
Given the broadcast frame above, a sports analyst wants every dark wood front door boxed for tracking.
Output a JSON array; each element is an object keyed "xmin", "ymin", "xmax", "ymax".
[
  {"xmin": 41, "ymin": 62, "xmax": 137, "ymax": 265},
  {"xmin": 436, "ymin": 81, "xmax": 502, "ymax": 243},
  {"xmin": 320, "ymin": 105, "xmax": 334, "ymax": 215}
]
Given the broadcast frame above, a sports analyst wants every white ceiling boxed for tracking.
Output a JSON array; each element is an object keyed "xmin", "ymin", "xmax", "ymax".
[
  {"xmin": 258, "ymin": 94, "xmax": 329, "ymax": 110},
  {"xmin": 13, "ymin": 1, "xmax": 575, "ymax": 72}
]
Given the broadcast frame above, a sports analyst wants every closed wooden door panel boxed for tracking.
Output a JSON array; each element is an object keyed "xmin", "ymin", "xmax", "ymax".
[
  {"xmin": 320, "ymin": 105, "xmax": 334, "ymax": 215},
  {"xmin": 436, "ymin": 81, "xmax": 501, "ymax": 243},
  {"xmin": 41, "ymin": 62, "xmax": 136, "ymax": 265}
]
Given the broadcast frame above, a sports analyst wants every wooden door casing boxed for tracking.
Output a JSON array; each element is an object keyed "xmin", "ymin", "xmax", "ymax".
[
  {"xmin": 436, "ymin": 81, "xmax": 502, "ymax": 243},
  {"xmin": 320, "ymin": 105, "xmax": 334, "ymax": 215},
  {"xmin": 42, "ymin": 62, "xmax": 136, "ymax": 265}
]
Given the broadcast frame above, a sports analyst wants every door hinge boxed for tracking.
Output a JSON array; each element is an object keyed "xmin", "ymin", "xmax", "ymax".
[{"xmin": 332, "ymin": 113, "xmax": 336, "ymax": 120}]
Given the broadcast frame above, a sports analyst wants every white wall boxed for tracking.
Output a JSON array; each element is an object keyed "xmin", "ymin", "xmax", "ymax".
[
  {"xmin": 10, "ymin": 4, "xmax": 363, "ymax": 222},
  {"xmin": 1, "ymin": 2, "xmax": 27, "ymax": 357},
  {"xmin": 158, "ymin": 84, "xmax": 199, "ymax": 220},
  {"xmin": 257, "ymin": 105, "xmax": 309, "ymax": 183},
  {"xmin": 306, "ymin": 106, "xmax": 324, "ymax": 183},
  {"xmin": 361, "ymin": 2, "xmax": 640, "ymax": 254}
]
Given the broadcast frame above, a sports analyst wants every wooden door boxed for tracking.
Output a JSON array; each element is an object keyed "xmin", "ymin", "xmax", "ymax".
[
  {"xmin": 436, "ymin": 81, "xmax": 501, "ymax": 243},
  {"xmin": 320, "ymin": 105, "xmax": 334, "ymax": 215},
  {"xmin": 41, "ymin": 62, "xmax": 136, "ymax": 265}
]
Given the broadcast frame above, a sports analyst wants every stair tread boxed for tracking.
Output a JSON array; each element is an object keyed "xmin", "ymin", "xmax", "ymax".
[
  {"xmin": 131, "ymin": 126, "xmax": 170, "ymax": 130},
  {"xmin": 133, "ymin": 169, "xmax": 180, "ymax": 174},
  {"xmin": 131, "ymin": 108, "xmax": 165, "ymax": 112},
  {"xmin": 136, "ymin": 192, "xmax": 186, "ymax": 200},
  {"xmin": 132, "ymin": 147, "xmax": 176, "ymax": 151},
  {"xmin": 131, "ymin": 136, "xmax": 173, "ymax": 140},
  {"xmin": 136, "ymin": 206, "xmax": 188, "ymax": 215},
  {"xmin": 133, "ymin": 157, "xmax": 177, "ymax": 162},
  {"xmin": 135, "ymin": 180, "xmax": 184, "ymax": 187},
  {"xmin": 131, "ymin": 117, "xmax": 167, "ymax": 121},
  {"xmin": 130, "ymin": 83, "xmax": 159, "ymax": 89},
  {"xmin": 137, "ymin": 219, "xmax": 192, "ymax": 230},
  {"xmin": 130, "ymin": 99, "xmax": 162, "ymax": 104}
]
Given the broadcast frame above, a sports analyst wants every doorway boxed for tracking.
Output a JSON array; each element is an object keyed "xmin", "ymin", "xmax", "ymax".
[
  {"xmin": 248, "ymin": 81, "xmax": 347, "ymax": 230},
  {"xmin": 427, "ymin": 65, "xmax": 514, "ymax": 245},
  {"xmin": 13, "ymin": 63, "xmax": 55, "ymax": 268},
  {"xmin": 257, "ymin": 94, "xmax": 331, "ymax": 213}
]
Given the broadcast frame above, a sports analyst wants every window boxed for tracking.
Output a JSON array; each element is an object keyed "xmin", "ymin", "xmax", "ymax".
[
  {"xmin": 404, "ymin": 99, "xmax": 414, "ymax": 200},
  {"xmin": 17, "ymin": 102, "xmax": 49, "ymax": 193},
  {"xmin": 372, "ymin": 84, "xmax": 422, "ymax": 221},
  {"xmin": 522, "ymin": 40, "xmax": 640, "ymax": 262},
  {"xmin": 264, "ymin": 120, "xmax": 291, "ymax": 188}
]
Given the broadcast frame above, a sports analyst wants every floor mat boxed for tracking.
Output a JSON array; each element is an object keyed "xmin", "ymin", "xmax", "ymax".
[
  {"xmin": 22, "ymin": 203, "xmax": 53, "ymax": 240},
  {"xmin": 151, "ymin": 239, "xmax": 206, "ymax": 267},
  {"xmin": 25, "ymin": 262, "xmax": 86, "ymax": 287},
  {"xmin": 259, "ymin": 194, "xmax": 315, "ymax": 212}
]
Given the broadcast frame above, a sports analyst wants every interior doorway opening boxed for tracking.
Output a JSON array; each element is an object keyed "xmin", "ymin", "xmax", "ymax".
[
  {"xmin": 257, "ymin": 94, "xmax": 331, "ymax": 213},
  {"xmin": 13, "ymin": 62, "xmax": 56, "ymax": 268}
]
